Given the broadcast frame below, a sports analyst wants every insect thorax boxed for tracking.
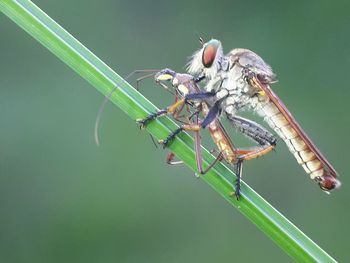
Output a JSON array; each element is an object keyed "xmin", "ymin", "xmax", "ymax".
[{"xmin": 203, "ymin": 60, "xmax": 270, "ymax": 118}]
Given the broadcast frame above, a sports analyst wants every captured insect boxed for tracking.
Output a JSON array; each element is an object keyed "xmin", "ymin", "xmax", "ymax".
[
  {"xmin": 138, "ymin": 69, "xmax": 276, "ymax": 198},
  {"xmin": 137, "ymin": 38, "xmax": 341, "ymax": 197},
  {"xmin": 95, "ymin": 68, "xmax": 271, "ymax": 198}
]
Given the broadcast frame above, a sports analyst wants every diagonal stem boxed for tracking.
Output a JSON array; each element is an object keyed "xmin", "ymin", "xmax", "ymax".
[{"xmin": 0, "ymin": 0, "xmax": 337, "ymax": 262}]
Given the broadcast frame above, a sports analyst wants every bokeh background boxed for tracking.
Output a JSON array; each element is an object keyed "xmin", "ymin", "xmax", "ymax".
[{"xmin": 0, "ymin": 0, "xmax": 349, "ymax": 262}]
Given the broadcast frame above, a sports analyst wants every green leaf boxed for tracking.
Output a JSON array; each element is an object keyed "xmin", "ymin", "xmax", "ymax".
[{"xmin": 0, "ymin": 0, "xmax": 337, "ymax": 262}]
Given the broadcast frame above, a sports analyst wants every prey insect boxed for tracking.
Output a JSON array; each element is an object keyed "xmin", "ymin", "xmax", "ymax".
[
  {"xmin": 138, "ymin": 39, "xmax": 340, "ymax": 194},
  {"xmin": 137, "ymin": 69, "xmax": 276, "ymax": 198}
]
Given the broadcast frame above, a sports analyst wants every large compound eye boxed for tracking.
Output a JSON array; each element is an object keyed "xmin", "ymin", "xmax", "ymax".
[{"xmin": 202, "ymin": 39, "xmax": 220, "ymax": 68}]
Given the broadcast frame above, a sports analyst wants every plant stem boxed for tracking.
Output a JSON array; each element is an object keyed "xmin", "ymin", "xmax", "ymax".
[{"xmin": 0, "ymin": 0, "xmax": 337, "ymax": 262}]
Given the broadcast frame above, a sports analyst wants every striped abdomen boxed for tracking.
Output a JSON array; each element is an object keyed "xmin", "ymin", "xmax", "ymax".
[{"xmin": 257, "ymin": 99, "xmax": 340, "ymax": 191}]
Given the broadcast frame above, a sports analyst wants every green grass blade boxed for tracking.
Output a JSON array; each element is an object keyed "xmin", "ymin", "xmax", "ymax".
[{"xmin": 0, "ymin": 0, "xmax": 337, "ymax": 262}]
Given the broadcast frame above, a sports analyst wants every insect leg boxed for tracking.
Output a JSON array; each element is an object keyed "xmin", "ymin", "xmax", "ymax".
[
  {"xmin": 158, "ymin": 118, "xmax": 213, "ymax": 148},
  {"xmin": 137, "ymin": 91, "xmax": 215, "ymax": 128},
  {"xmin": 193, "ymin": 122, "xmax": 224, "ymax": 175},
  {"xmin": 230, "ymin": 158, "xmax": 243, "ymax": 199},
  {"xmin": 165, "ymin": 116, "xmax": 224, "ymax": 175},
  {"xmin": 136, "ymin": 109, "xmax": 168, "ymax": 128},
  {"xmin": 166, "ymin": 152, "xmax": 183, "ymax": 165},
  {"xmin": 185, "ymin": 91, "xmax": 216, "ymax": 101},
  {"xmin": 229, "ymin": 115, "xmax": 276, "ymax": 145},
  {"xmin": 217, "ymin": 115, "xmax": 276, "ymax": 199},
  {"xmin": 201, "ymin": 100, "xmax": 221, "ymax": 128},
  {"xmin": 160, "ymin": 94, "xmax": 219, "ymax": 140},
  {"xmin": 227, "ymin": 115, "xmax": 277, "ymax": 161},
  {"xmin": 236, "ymin": 145, "xmax": 275, "ymax": 161},
  {"xmin": 165, "ymin": 134, "xmax": 223, "ymax": 175}
]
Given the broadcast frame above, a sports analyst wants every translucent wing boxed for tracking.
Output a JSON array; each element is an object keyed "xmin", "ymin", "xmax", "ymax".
[
  {"xmin": 228, "ymin": 48, "xmax": 276, "ymax": 84},
  {"xmin": 248, "ymin": 74, "xmax": 339, "ymax": 189}
]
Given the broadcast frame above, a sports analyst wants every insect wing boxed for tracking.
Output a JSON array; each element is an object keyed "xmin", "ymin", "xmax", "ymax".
[{"xmin": 250, "ymin": 76, "xmax": 338, "ymax": 179}]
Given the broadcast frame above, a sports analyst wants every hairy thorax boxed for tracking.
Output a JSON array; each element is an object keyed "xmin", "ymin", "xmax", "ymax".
[{"xmin": 204, "ymin": 64, "xmax": 270, "ymax": 118}]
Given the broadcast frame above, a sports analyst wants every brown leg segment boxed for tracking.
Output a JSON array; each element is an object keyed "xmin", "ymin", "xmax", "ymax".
[
  {"xmin": 193, "ymin": 127, "xmax": 224, "ymax": 175},
  {"xmin": 136, "ymin": 99, "xmax": 187, "ymax": 128},
  {"xmin": 166, "ymin": 152, "xmax": 183, "ymax": 165},
  {"xmin": 165, "ymin": 131, "xmax": 224, "ymax": 176},
  {"xmin": 236, "ymin": 145, "xmax": 275, "ymax": 161}
]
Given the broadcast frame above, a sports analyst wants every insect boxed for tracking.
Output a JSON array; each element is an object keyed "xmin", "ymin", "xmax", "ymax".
[
  {"xmin": 139, "ymin": 69, "xmax": 276, "ymax": 198},
  {"xmin": 138, "ymin": 39, "xmax": 341, "ymax": 195}
]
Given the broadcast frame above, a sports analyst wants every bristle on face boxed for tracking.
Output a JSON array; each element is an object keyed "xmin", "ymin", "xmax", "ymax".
[{"xmin": 186, "ymin": 39, "xmax": 223, "ymax": 78}]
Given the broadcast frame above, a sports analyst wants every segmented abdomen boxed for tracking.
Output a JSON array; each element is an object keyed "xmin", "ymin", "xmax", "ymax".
[{"xmin": 258, "ymin": 101, "xmax": 328, "ymax": 180}]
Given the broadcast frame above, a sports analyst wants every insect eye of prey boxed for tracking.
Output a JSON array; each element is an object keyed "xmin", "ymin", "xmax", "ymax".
[{"xmin": 202, "ymin": 39, "xmax": 219, "ymax": 68}]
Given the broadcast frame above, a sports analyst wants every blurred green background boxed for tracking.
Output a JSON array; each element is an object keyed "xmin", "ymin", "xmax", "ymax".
[{"xmin": 0, "ymin": 0, "xmax": 349, "ymax": 262}]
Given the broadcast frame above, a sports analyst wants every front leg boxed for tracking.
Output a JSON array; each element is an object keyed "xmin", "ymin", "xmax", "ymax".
[
  {"xmin": 136, "ymin": 109, "xmax": 168, "ymax": 128},
  {"xmin": 227, "ymin": 158, "xmax": 243, "ymax": 200},
  {"xmin": 136, "ymin": 91, "xmax": 216, "ymax": 128},
  {"xmin": 158, "ymin": 99, "xmax": 221, "ymax": 148},
  {"xmin": 233, "ymin": 158, "xmax": 243, "ymax": 199}
]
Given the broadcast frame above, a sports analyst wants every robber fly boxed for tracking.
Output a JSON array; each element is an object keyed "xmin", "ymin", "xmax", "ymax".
[
  {"xmin": 141, "ymin": 69, "xmax": 276, "ymax": 198},
  {"xmin": 138, "ymin": 39, "xmax": 340, "ymax": 195}
]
